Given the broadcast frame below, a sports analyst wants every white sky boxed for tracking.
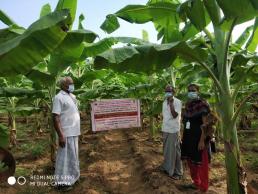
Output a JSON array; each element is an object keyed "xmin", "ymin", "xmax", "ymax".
[{"xmin": 0, "ymin": 0, "xmax": 255, "ymax": 43}]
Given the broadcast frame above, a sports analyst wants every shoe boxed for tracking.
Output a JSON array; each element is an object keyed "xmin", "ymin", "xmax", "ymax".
[
  {"xmin": 182, "ymin": 183, "xmax": 198, "ymax": 190},
  {"xmin": 56, "ymin": 185, "xmax": 73, "ymax": 192},
  {"xmin": 170, "ymin": 175, "xmax": 182, "ymax": 180},
  {"xmin": 62, "ymin": 186, "xmax": 73, "ymax": 192},
  {"xmin": 157, "ymin": 165, "xmax": 167, "ymax": 174},
  {"xmin": 74, "ymin": 177, "xmax": 86, "ymax": 185}
]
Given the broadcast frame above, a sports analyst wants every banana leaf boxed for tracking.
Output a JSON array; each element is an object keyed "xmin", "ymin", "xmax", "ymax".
[
  {"xmin": 94, "ymin": 42, "xmax": 208, "ymax": 74},
  {"xmin": 101, "ymin": 2, "xmax": 180, "ymax": 42},
  {"xmin": 48, "ymin": 29, "xmax": 97, "ymax": 75},
  {"xmin": 246, "ymin": 17, "xmax": 258, "ymax": 52},
  {"xmin": 216, "ymin": 0, "xmax": 258, "ymax": 24},
  {"xmin": 0, "ymin": 87, "xmax": 44, "ymax": 98},
  {"xmin": 55, "ymin": 0, "xmax": 77, "ymax": 29},
  {"xmin": 0, "ymin": 10, "xmax": 16, "ymax": 26},
  {"xmin": 81, "ymin": 36, "xmax": 149, "ymax": 58},
  {"xmin": 40, "ymin": 4, "xmax": 52, "ymax": 18},
  {"xmin": 26, "ymin": 69, "xmax": 55, "ymax": 86},
  {"xmin": 0, "ymin": 9, "xmax": 70, "ymax": 77},
  {"xmin": 177, "ymin": 0, "xmax": 210, "ymax": 31},
  {"xmin": 0, "ymin": 25, "xmax": 25, "ymax": 44}
]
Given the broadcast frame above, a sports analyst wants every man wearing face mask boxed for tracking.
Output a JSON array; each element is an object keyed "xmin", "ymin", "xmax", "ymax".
[
  {"xmin": 159, "ymin": 85, "xmax": 183, "ymax": 180},
  {"xmin": 52, "ymin": 77, "xmax": 80, "ymax": 191},
  {"xmin": 181, "ymin": 83, "xmax": 210, "ymax": 192}
]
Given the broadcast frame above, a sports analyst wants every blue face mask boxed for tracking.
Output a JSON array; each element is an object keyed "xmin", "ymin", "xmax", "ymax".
[
  {"xmin": 188, "ymin": 92, "xmax": 198, "ymax": 99},
  {"xmin": 68, "ymin": 84, "xmax": 75, "ymax": 93},
  {"xmin": 165, "ymin": 92, "xmax": 173, "ymax": 98}
]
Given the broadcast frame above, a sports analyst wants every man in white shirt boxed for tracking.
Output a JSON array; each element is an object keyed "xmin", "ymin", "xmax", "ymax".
[
  {"xmin": 52, "ymin": 77, "xmax": 80, "ymax": 191},
  {"xmin": 160, "ymin": 85, "xmax": 183, "ymax": 180}
]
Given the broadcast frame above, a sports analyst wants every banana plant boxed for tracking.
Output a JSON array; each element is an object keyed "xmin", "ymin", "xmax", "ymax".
[
  {"xmin": 0, "ymin": 0, "xmax": 80, "ymax": 160},
  {"xmin": 97, "ymin": 0, "xmax": 258, "ymax": 193},
  {"xmin": 0, "ymin": 76, "xmax": 43, "ymax": 147}
]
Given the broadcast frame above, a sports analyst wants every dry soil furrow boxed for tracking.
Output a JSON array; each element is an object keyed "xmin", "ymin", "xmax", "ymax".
[{"xmin": 77, "ymin": 129, "xmax": 155, "ymax": 194}]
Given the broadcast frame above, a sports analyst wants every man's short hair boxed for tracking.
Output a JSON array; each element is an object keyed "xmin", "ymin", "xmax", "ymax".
[
  {"xmin": 188, "ymin": 83, "xmax": 199, "ymax": 91},
  {"xmin": 165, "ymin": 85, "xmax": 175, "ymax": 93},
  {"xmin": 59, "ymin": 77, "xmax": 72, "ymax": 88}
]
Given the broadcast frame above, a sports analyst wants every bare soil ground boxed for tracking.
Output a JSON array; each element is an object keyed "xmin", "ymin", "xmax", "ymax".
[{"xmin": 0, "ymin": 123, "xmax": 258, "ymax": 194}]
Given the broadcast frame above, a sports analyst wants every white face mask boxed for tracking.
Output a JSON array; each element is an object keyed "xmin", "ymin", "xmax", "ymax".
[
  {"xmin": 68, "ymin": 84, "xmax": 75, "ymax": 93},
  {"xmin": 187, "ymin": 91, "xmax": 198, "ymax": 99},
  {"xmin": 165, "ymin": 92, "xmax": 173, "ymax": 98}
]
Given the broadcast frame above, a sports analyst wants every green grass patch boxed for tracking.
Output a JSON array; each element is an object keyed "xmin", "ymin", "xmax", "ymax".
[
  {"xmin": 242, "ymin": 151, "xmax": 258, "ymax": 170},
  {"xmin": 216, "ymin": 141, "xmax": 224, "ymax": 150},
  {"xmin": 238, "ymin": 133, "xmax": 258, "ymax": 150},
  {"xmin": 16, "ymin": 123, "xmax": 35, "ymax": 139},
  {"xmin": 15, "ymin": 166, "xmax": 31, "ymax": 177},
  {"xmin": 250, "ymin": 158, "xmax": 258, "ymax": 170},
  {"xmin": 251, "ymin": 120, "xmax": 258, "ymax": 129},
  {"xmin": 20, "ymin": 139, "xmax": 48, "ymax": 158},
  {"xmin": 213, "ymin": 151, "xmax": 225, "ymax": 164}
]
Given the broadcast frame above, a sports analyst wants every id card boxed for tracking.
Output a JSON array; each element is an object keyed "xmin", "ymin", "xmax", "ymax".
[{"xmin": 186, "ymin": 121, "xmax": 190, "ymax": 129}]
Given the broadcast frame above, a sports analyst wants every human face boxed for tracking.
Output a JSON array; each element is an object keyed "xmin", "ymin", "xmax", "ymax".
[
  {"xmin": 188, "ymin": 85, "xmax": 198, "ymax": 93},
  {"xmin": 165, "ymin": 91, "xmax": 173, "ymax": 98},
  {"xmin": 64, "ymin": 78, "xmax": 74, "ymax": 93},
  {"xmin": 187, "ymin": 85, "xmax": 198, "ymax": 100},
  {"xmin": 165, "ymin": 86, "xmax": 174, "ymax": 99}
]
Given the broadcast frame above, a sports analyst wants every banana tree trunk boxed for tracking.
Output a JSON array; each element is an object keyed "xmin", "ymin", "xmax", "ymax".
[
  {"xmin": 212, "ymin": 16, "xmax": 247, "ymax": 192},
  {"xmin": 149, "ymin": 114, "xmax": 155, "ymax": 136},
  {"xmin": 48, "ymin": 83, "xmax": 57, "ymax": 163},
  {"xmin": 220, "ymin": 94, "xmax": 246, "ymax": 194},
  {"xmin": 170, "ymin": 66, "xmax": 175, "ymax": 88},
  {"xmin": 26, "ymin": 116, "xmax": 29, "ymax": 126},
  {"xmin": 35, "ymin": 114, "xmax": 42, "ymax": 134},
  {"xmin": 50, "ymin": 113, "xmax": 56, "ymax": 163},
  {"xmin": 7, "ymin": 97, "xmax": 17, "ymax": 147},
  {"xmin": 148, "ymin": 75, "xmax": 156, "ymax": 137},
  {"xmin": 8, "ymin": 112, "xmax": 17, "ymax": 147},
  {"xmin": 213, "ymin": 86, "xmax": 223, "ymax": 140},
  {"xmin": 149, "ymin": 99, "xmax": 156, "ymax": 137}
]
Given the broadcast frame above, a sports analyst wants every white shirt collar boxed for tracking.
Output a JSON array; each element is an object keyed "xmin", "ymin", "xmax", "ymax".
[{"xmin": 60, "ymin": 90, "xmax": 68, "ymax": 95}]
